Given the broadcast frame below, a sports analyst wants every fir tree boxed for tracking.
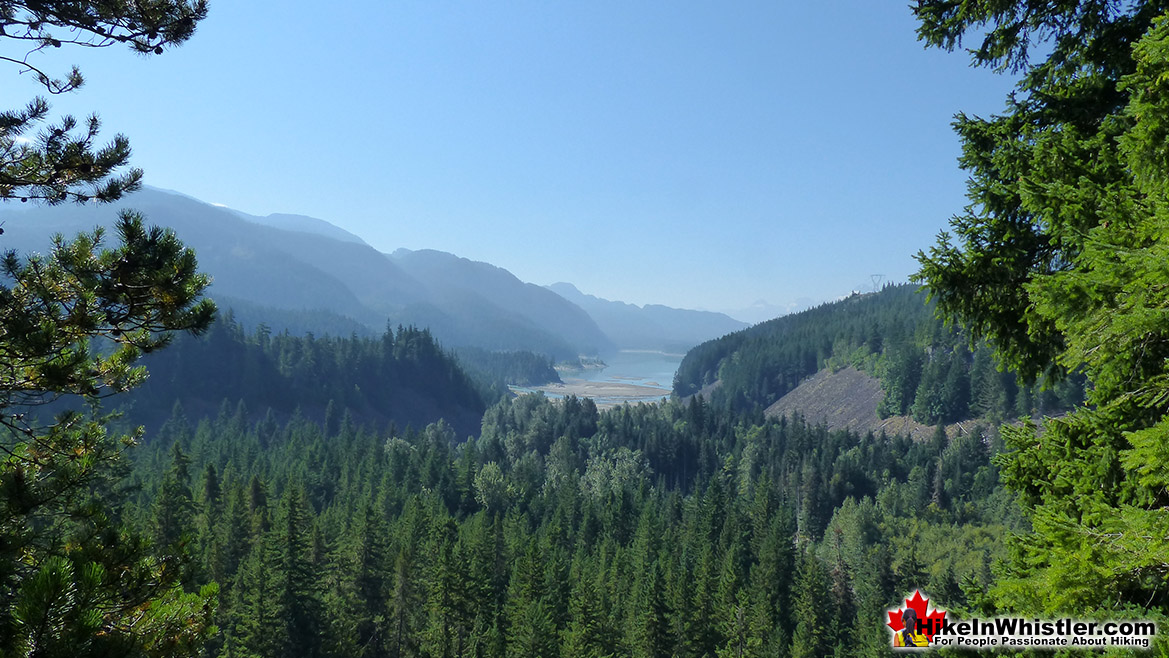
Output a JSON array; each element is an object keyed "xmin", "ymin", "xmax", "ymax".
[
  {"xmin": 789, "ymin": 551, "xmax": 831, "ymax": 658},
  {"xmin": 229, "ymin": 533, "xmax": 285, "ymax": 658},
  {"xmin": 153, "ymin": 441, "xmax": 196, "ymax": 552},
  {"xmin": 276, "ymin": 483, "xmax": 327, "ymax": 658},
  {"xmin": 914, "ymin": 0, "xmax": 1169, "ymax": 624}
]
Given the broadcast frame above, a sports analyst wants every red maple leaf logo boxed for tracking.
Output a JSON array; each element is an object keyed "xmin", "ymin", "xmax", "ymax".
[{"xmin": 886, "ymin": 590, "xmax": 947, "ymax": 642}]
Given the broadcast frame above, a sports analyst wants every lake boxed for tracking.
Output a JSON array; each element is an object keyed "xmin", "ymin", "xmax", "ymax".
[
  {"xmin": 512, "ymin": 350, "xmax": 685, "ymax": 408},
  {"xmin": 568, "ymin": 350, "xmax": 683, "ymax": 391}
]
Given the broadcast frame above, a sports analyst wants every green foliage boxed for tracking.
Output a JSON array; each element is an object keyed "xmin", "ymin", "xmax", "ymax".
[
  {"xmin": 129, "ymin": 317, "xmax": 486, "ymax": 438},
  {"xmin": 674, "ymin": 284, "xmax": 1081, "ymax": 425},
  {"xmin": 789, "ymin": 550, "xmax": 831, "ymax": 658},
  {"xmin": 0, "ymin": 1, "xmax": 208, "ymax": 203},
  {"xmin": 454, "ymin": 346, "xmax": 562, "ymax": 387},
  {"xmin": 1, "ymin": 216, "xmax": 214, "ymax": 421},
  {"xmin": 912, "ymin": 1, "xmax": 1164, "ymax": 380},
  {"xmin": 914, "ymin": 0, "xmax": 1169, "ymax": 630},
  {"xmin": 0, "ymin": 3, "xmax": 221, "ymax": 649},
  {"xmin": 675, "ymin": 286, "xmax": 930, "ymax": 409},
  {"xmin": 0, "ymin": 225, "xmax": 217, "ymax": 653},
  {"xmin": 118, "ymin": 379, "xmax": 1018, "ymax": 658}
]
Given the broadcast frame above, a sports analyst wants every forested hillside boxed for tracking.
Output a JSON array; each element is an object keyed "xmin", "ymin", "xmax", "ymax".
[
  {"xmin": 674, "ymin": 285, "xmax": 1084, "ymax": 424},
  {"xmin": 453, "ymin": 346, "xmax": 562, "ymax": 387},
  {"xmin": 127, "ymin": 391, "xmax": 1013, "ymax": 658},
  {"xmin": 126, "ymin": 316, "xmax": 488, "ymax": 439},
  {"xmin": 8, "ymin": 0, "xmax": 1169, "ymax": 655}
]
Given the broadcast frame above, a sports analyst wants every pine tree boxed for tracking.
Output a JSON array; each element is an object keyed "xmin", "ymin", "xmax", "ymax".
[
  {"xmin": 913, "ymin": 0, "xmax": 1169, "ymax": 623},
  {"xmin": 682, "ymin": 544, "xmax": 719, "ymax": 658},
  {"xmin": 153, "ymin": 441, "xmax": 196, "ymax": 553},
  {"xmin": 387, "ymin": 548, "xmax": 421, "ymax": 658},
  {"xmin": 353, "ymin": 502, "xmax": 391, "ymax": 657},
  {"xmin": 421, "ymin": 518, "xmax": 467, "ymax": 658},
  {"xmin": 220, "ymin": 484, "xmax": 255, "ymax": 583},
  {"xmin": 0, "ymin": 220, "xmax": 216, "ymax": 655},
  {"xmin": 628, "ymin": 560, "xmax": 671, "ymax": 658},
  {"xmin": 561, "ymin": 562, "xmax": 613, "ymax": 658},
  {"xmin": 0, "ymin": 2, "xmax": 207, "ymax": 204},
  {"xmin": 277, "ymin": 483, "xmax": 327, "ymax": 658},
  {"xmin": 196, "ymin": 462, "xmax": 225, "ymax": 585},
  {"xmin": 229, "ymin": 533, "xmax": 285, "ymax": 658},
  {"xmin": 505, "ymin": 539, "xmax": 557, "ymax": 658},
  {"xmin": 789, "ymin": 551, "xmax": 831, "ymax": 658}
]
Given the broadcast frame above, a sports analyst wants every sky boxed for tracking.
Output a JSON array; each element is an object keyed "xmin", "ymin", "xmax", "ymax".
[{"xmin": 4, "ymin": 1, "xmax": 1019, "ymax": 322}]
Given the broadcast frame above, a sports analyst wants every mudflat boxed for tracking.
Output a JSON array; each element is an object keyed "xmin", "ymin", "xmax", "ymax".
[{"xmin": 521, "ymin": 377, "xmax": 670, "ymax": 409}]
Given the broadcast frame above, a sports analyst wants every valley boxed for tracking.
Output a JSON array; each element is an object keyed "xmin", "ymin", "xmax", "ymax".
[
  {"xmin": 4, "ymin": 1, "xmax": 1167, "ymax": 654},
  {"xmin": 512, "ymin": 350, "xmax": 681, "ymax": 409},
  {"xmin": 1, "ymin": 191, "xmax": 1105, "ymax": 658}
]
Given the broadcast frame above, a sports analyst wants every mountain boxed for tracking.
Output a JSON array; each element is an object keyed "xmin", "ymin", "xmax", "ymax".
[
  {"xmin": 1, "ymin": 187, "xmax": 419, "ymax": 324},
  {"xmin": 231, "ymin": 209, "xmax": 371, "ymax": 246},
  {"xmin": 0, "ymin": 188, "xmax": 599, "ymax": 358},
  {"xmin": 546, "ymin": 282, "xmax": 746, "ymax": 353},
  {"xmin": 721, "ymin": 298, "xmax": 819, "ymax": 325},
  {"xmin": 391, "ymin": 250, "xmax": 613, "ymax": 357}
]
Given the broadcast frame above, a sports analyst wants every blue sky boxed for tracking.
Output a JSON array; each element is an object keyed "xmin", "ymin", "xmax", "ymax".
[{"xmin": 6, "ymin": 1, "xmax": 1018, "ymax": 320}]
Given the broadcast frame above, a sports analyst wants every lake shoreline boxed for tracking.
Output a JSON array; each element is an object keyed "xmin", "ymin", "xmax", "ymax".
[
  {"xmin": 513, "ymin": 349, "xmax": 683, "ymax": 409},
  {"xmin": 512, "ymin": 377, "xmax": 671, "ymax": 409}
]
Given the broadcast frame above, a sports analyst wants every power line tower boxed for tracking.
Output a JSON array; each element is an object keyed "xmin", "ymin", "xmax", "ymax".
[{"xmin": 870, "ymin": 274, "xmax": 885, "ymax": 293}]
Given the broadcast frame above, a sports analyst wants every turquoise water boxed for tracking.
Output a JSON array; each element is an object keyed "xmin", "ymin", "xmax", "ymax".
[
  {"xmin": 511, "ymin": 350, "xmax": 684, "ymax": 407},
  {"xmin": 568, "ymin": 350, "xmax": 683, "ymax": 391}
]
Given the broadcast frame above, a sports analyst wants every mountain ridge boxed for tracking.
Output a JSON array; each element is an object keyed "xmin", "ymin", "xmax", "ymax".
[
  {"xmin": 1, "ymin": 187, "xmax": 743, "ymax": 359},
  {"xmin": 546, "ymin": 281, "xmax": 747, "ymax": 353}
]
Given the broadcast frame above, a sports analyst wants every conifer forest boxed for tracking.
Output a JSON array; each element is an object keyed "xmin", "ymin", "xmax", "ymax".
[{"xmin": 5, "ymin": 1, "xmax": 1169, "ymax": 657}]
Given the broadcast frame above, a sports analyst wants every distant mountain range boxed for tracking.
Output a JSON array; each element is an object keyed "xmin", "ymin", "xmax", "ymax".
[
  {"xmin": 546, "ymin": 282, "xmax": 746, "ymax": 353},
  {"xmin": 1, "ymin": 187, "xmax": 751, "ymax": 357}
]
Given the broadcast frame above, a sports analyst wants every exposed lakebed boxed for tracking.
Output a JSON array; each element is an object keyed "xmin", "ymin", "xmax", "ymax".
[{"xmin": 511, "ymin": 350, "xmax": 683, "ymax": 409}]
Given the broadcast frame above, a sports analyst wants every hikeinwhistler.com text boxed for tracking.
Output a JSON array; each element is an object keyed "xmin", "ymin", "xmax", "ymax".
[{"xmin": 914, "ymin": 617, "xmax": 1157, "ymax": 650}]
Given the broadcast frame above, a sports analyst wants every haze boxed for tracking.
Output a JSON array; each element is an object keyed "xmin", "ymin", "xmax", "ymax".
[{"xmin": 5, "ymin": 1, "xmax": 1017, "ymax": 318}]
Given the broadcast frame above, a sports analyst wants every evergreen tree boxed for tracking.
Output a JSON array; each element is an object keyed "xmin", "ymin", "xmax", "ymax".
[
  {"xmin": 276, "ymin": 483, "xmax": 327, "ymax": 658},
  {"xmin": 153, "ymin": 441, "xmax": 196, "ymax": 553},
  {"xmin": 561, "ymin": 563, "xmax": 613, "ymax": 658},
  {"xmin": 353, "ymin": 503, "xmax": 391, "ymax": 657},
  {"xmin": 387, "ymin": 548, "xmax": 421, "ymax": 658},
  {"xmin": 220, "ymin": 485, "xmax": 255, "ymax": 583},
  {"xmin": 628, "ymin": 560, "xmax": 671, "ymax": 658},
  {"xmin": 0, "ymin": 2, "xmax": 207, "ymax": 204},
  {"xmin": 914, "ymin": 0, "xmax": 1169, "ymax": 625},
  {"xmin": 505, "ymin": 539, "xmax": 557, "ymax": 658},
  {"xmin": 229, "ymin": 533, "xmax": 285, "ymax": 658},
  {"xmin": 107, "ymin": 346, "xmax": 1035, "ymax": 658},
  {"xmin": 196, "ymin": 462, "xmax": 225, "ymax": 585},
  {"xmin": 789, "ymin": 551, "xmax": 831, "ymax": 658},
  {"xmin": 421, "ymin": 518, "xmax": 467, "ymax": 658},
  {"xmin": 0, "ymin": 221, "xmax": 215, "ymax": 654},
  {"xmin": 1, "ymin": 34, "xmax": 217, "ymax": 641}
]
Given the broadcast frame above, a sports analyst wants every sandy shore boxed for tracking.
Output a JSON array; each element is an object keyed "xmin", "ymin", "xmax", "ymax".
[{"xmin": 515, "ymin": 377, "xmax": 670, "ymax": 409}]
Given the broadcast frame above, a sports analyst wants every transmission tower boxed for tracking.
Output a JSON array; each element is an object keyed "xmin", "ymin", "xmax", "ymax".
[{"xmin": 870, "ymin": 274, "xmax": 885, "ymax": 293}]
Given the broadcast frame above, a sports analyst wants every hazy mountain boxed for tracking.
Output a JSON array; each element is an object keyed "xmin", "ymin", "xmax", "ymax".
[
  {"xmin": 230, "ymin": 208, "xmax": 371, "ymax": 246},
  {"xmin": 0, "ymin": 188, "xmax": 599, "ymax": 358},
  {"xmin": 721, "ymin": 298, "xmax": 819, "ymax": 325},
  {"xmin": 1, "ymin": 187, "xmax": 419, "ymax": 325},
  {"xmin": 5, "ymin": 187, "xmax": 766, "ymax": 360},
  {"xmin": 394, "ymin": 250, "xmax": 613, "ymax": 357},
  {"xmin": 546, "ymin": 282, "xmax": 746, "ymax": 353}
]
